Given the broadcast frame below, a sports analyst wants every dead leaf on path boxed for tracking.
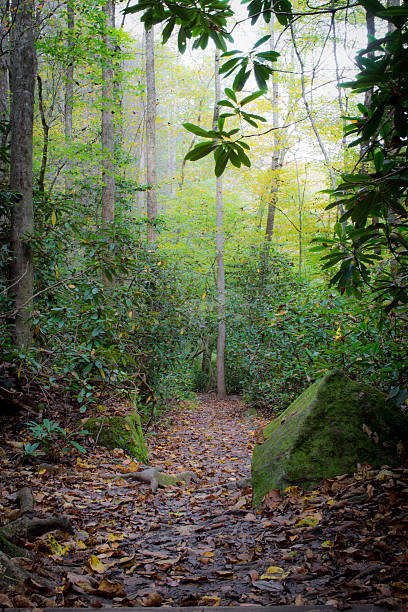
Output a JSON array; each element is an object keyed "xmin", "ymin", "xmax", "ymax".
[
  {"xmin": 0, "ymin": 594, "xmax": 13, "ymax": 607},
  {"xmin": 199, "ymin": 595, "xmax": 221, "ymax": 606},
  {"xmin": 86, "ymin": 554, "xmax": 111, "ymax": 574},
  {"xmin": 260, "ymin": 565, "xmax": 289, "ymax": 580},
  {"xmin": 107, "ymin": 532, "xmax": 124, "ymax": 542},
  {"xmin": 252, "ymin": 579, "xmax": 284, "ymax": 592},
  {"xmin": 262, "ymin": 489, "xmax": 281, "ymax": 511},
  {"xmin": 138, "ymin": 591, "xmax": 163, "ymax": 606},
  {"xmin": 254, "ymin": 427, "xmax": 265, "ymax": 444},
  {"xmin": 179, "ymin": 575, "xmax": 207, "ymax": 582},
  {"xmin": 295, "ymin": 513, "xmax": 321, "ymax": 527},
  {"xmin": 232, "ymin": 496, "xmax": 247, "ymax": 510},
  {"xmin": 66, "ymin": 572, "xmax": 94, "ymax": 594},
  {"xmin": 95, "ymin": 577, "xmax": 126, "ymax": 597},
  {"xmin": 215, "ymin": 570, "xmax": 234, "ymax": 578}
]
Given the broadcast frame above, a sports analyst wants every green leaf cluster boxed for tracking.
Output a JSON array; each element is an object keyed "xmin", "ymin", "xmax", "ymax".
[{"xmin": 316, "ymin": 5, "xmax": 408, "ymax": 316}]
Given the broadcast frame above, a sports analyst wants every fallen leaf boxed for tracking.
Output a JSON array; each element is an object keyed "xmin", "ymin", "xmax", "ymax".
[
  {"xmin": 215, "ymin": 570, "xmax": 233, "ymax": 578},
  {"xmin": 0, "ymin": 594, "xmax": 13, "ymax": 607},
  {"xmin": 295, "ymin": 513, "xmax": 321, "ymax": 527},
  {"xmin": 199, "ymin": 595, "xmax": 221, "ymax": 606},
  {"xmin": 86, "ymin": 555, "xmax": 110, "ymax": 574},
  {"xmin": 254, "ymin": 427, "xmax": 265, "ymax": 444},
  {"xmin": 140, "ymin": 591, "xmax": 163, "ymax": 606},
  {"xmin": 262, "ymin": 489, "xmax": 281, "ymax": 511},
  {"xmin": 95, "ymin": 578, "xmax": 126, "ymax": 597},
  {"xmin": 260, "ymin": 565, "xmax": 289, "ymax": 580}
]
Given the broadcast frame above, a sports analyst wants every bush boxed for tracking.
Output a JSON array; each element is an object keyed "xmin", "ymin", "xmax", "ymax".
[{"xmin": 223, "ymin": 246, "xmax": 407, "ymax": 413}]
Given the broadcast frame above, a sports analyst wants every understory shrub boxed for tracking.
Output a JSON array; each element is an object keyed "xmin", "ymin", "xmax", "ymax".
[
  {"xmin": 0, "ymin": 185, "xmax": 203, "ymax": 418},
  {"xmin": 224, "ymin": 247, "xmax": 407, "ymax": 413}
]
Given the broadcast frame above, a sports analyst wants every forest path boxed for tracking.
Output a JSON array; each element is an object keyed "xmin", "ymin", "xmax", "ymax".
[
  {"xmin": 1, "ymin": 394, "xmax": 404, "ymax": 609},
  {"xmin": 103, "ymin": 392, "xmax": 273, "ymax": 606},
  {"xmin": 149, "ymin": 392, "xmax": 264, "ymax": 489}
]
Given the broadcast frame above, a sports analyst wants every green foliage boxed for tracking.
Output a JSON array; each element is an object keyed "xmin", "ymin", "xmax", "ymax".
[
  {"xmin": 222, "ymin": 247, "xmax": 407, "ymax": 412},
  {"xmin": 123, "ymin": 0, "xmax": 234, "ymax": 52},
  {"xmin": 183, "ymin": 90, "xmax": 268, "ymax": 175},
  {"xmin": 314, "ymin": 6, "xmax": 408, "ymax": 316},
  {"xmin": 220, "ymin": 43, "xmax": 279, "ymax": 91},
  {"xmin": 25, "ymin": 418, "xmax": 88, "ymax": 458}
]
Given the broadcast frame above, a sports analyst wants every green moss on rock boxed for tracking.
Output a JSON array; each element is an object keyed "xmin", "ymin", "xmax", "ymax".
[
  {"xmin": 251, "ymin": 370, "xmax": 408, "ymax": 506},
  {"xmin": 85, "ymin": 412, "xmax": 148, "ymax": 463}
]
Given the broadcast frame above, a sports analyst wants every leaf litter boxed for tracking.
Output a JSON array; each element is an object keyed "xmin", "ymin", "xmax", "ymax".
[{"xmin": 0, "ymin": 392, "xmax": 407, "ymax": 609}]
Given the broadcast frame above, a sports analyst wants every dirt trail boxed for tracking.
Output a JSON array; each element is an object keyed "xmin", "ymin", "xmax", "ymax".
[{"xmin": 1, "ymin": 394, "xmax": 406, "ymax": 609}]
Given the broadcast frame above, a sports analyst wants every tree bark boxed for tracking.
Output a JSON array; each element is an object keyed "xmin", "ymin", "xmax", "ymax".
[
  {"xmin": 265, "ymin": 14, "xmax": 280, "ymax": 242},
  {"xmin": 214, "ymin": 50, "xmax": 226, "ymax": 400},
  {"xmin": 0, "ymin": 0, "xmax": 9, "ymax": 180},
  {"xmin": 145, "ymin": 26, "xmax": 157, "ymax": 242},
  {"xmin": 9, "ymin": 0, "xmax": 36, "ymax": 348},
  {"xmin": 37, "ymin": 75, "xmax": 49, "ymax": 198},
  {"xmin": 101, "ymin": 0, "xmax": 115, "ymax": 286},
  {"xmin": 359, "ymin": 12, "xmax": 375, "ymax": 171},
  {"xmin": 64, "ymin": 0, "xmax": 74, "ymax": 193},
  {"xmin": 291, "ymin": 24, "xmax": 336, "ymax": 191}
]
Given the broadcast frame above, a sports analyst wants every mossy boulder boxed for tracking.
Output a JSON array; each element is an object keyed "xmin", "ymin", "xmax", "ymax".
[
  {"xmin": 85, "ymin": 412, "xmax": 148, "ymax": 463},
  {"xmin": 251, "ymin": 370, "xmax": 408, "ymax": 506}
]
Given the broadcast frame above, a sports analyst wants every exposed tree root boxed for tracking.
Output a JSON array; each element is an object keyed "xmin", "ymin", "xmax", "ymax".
[
  {"xmin": 0, "ymin": 550, "xmax": 28, "ymax": 587},
  {"xmin": 118, "ymin": 466, "xmax": 199, "ymax": 492},
  {"xmin": 0, "ymin": 486, "xmax": 73, "ymax": 588}
]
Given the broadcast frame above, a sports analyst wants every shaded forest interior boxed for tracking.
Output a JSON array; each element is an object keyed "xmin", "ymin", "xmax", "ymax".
[{"xmin": 0, "ymin": 0, "xmax": 407, "ymax": 608}]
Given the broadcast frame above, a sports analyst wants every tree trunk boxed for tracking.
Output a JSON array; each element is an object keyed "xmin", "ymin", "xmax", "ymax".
[
  {"xmin": 64, "ymin": 0, "xmax": 74, "ymax": 193},
  {"xmin": 214, "ymin": 50, "xmax": 226, "ymax": 400},
  {"xmin": 0, "ymin": 0, "xmax": 9, "ymax": 180},
  {"xmin": 265, "ymin": 14, "xmax": 280, "ymax": 242},
  {"xmin": 101, "ymin": 0, "xmax": 115, "ymax": 286},
  {"xmin": 291, "ymin": 24, "xmax": 336, "ymax": 191},
  {"xmin": 145, "ymin": 26, "xmax": 157, "ymax": 242},
  {"xmin": 359, "ymin": 12, "xmax": 375, "ymax": 171},
  {"xmin": 9, "ymin": 0, "xmax": 36, "ymax": 347},
  {"xmin": 37, "ymin": 75, "xmax": 49, "ymax": 198}
]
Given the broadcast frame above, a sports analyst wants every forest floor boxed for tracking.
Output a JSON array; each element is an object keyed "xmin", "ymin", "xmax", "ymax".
[{"xmin": 0, "ymin": 393, "xmax": 407, "ymax": 609}]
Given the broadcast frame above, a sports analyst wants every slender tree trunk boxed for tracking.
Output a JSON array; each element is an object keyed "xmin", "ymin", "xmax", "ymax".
[
  {"xmin": 295, "ymin": 161, "xmax": 305, "ymax": 278},
  {"xmin": 64, "ymin": 0, "xmax": 74, "ymax": 193},
  {"xmin": 265, "ymin": 15, "xmax": 280, "ymax": 241},
  {"xmin": 9, "ymin": 0, "xmax": 36, "ymax": 347},
  {"xmin": 101, "ymin": 0, "xmax": 115, "ymax": 285},
  {"xmin": 359, "ymin": 12, "xmax": 375, "ymax": 172},
  {"xmin": 291, "ymin": 25, "xmax": 336, "ymax": 191},
  {"xmin": 0, "ymin": 0, "xmax": 9, "ymax": 181},
  {"xmin": 37, "ymin": 75, "xmax": 49, "ymax": 198},
  {"xmin": 145, "ymin": 26, "xmax": 157, "ymax": 242},
  {"xmin": 214, "ymin": 50, "xmax": 226, "ymax": 399}
]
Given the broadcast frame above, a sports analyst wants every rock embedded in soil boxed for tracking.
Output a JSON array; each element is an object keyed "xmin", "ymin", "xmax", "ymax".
[
  {"xmin": 251, "ymin": 369, "xmax": 408, "ymax": 505},
  {"xmin": 84, "ymin": 412, "xmax": 148, "ymax": 463}
]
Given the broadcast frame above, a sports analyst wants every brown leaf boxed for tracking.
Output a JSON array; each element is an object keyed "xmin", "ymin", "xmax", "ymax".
[
  {"xmin": 66, "ymin": 571, "xmax": 94, "ymax": 594},
  {"xmin": 199, "ymin": 595, "xmax": 221, "ymax": 606},
  {"xmin": 215, "ymin": 570, "xmax": 234, "ymax": 578},
  {"xmin": 254, "ymin": 426, "xmax": 265, "ymax": 444},
  {"xmin": 95, "ymin": 577, "xmax": 126, "ymax": 597},
  {"xmin": 86, "ymin": 554, "xmax": 110, "ymax": 574},
  {"xmin": 11, "ymin": 595, "xmax": 35, "ymax": 607},
  {"xmin": 140, "ymin": 591, "xmax": 163, "ymax": 606},
  {"xmin": 0, "ymin": 594, "xmax": 13, "ymax": 608},
  {"xmin": 262, "ymin": 489, "xmax": 281, "ymax": 511}
]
